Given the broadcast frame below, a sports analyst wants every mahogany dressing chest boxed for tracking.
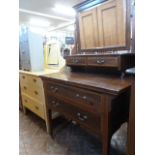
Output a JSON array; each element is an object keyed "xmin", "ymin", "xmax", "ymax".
[{"xmin": 40, "ymin": 0, "xmax": 135, "ymax": 155}]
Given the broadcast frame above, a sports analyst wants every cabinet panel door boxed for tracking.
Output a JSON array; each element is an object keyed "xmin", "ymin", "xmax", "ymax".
[
  {"xmin": 79, "ymin": 8, "xmax": 98, "ymax": 49},
  {"xmin": 97, "ymin": 0, "xmax": 126, "ymax": 47}
]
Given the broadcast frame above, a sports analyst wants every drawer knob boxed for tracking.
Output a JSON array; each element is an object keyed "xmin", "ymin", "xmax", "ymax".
[
  {"xmin": 35, "ymin": 106, "xmax": 39, "ymax": 110},
  {"xmin": 76, "ymin": 94, "xmax": 80, "ymax": 97},
  {"xmin": 24, "ymin": 86, "xmax": 27, "ymax": 90},
  {"xmin": 33, "ymin": 79, "xmax": 37, "ymax": 82},
  {"xmin": 22, "ymin": 76, "xmax": 25, "ymax": 79},
  {"xmin": 24, "ymin": 99, "xmax": 27, "ymax": 103},
  {"xmin": 34, "ymin": 91, "xmax": 38, "ymax": 95}
]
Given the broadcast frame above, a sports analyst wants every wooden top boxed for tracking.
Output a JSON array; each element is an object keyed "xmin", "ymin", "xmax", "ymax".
[
  {"xmin": 40, "ymin": 71, "xmax": 132, "ymax": 95},
  {"xmin": 19, "ymin": 69, "xmax": 60, "ymax": 76}
]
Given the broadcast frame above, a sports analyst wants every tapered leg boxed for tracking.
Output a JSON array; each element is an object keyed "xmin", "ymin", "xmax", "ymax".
[{"xmin": 46, "ymin": 109, "xmax": 53, "ymax": 137}]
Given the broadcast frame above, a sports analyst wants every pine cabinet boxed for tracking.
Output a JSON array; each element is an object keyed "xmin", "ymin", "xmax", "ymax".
[{"xmin": 78, "ymin": 0, "xmax": 128, "ymax": 50}]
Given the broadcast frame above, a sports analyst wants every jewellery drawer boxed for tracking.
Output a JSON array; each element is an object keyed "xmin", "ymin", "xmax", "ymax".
[
  {"xmin": 21, "ymin": 94, "xmax": 44, "ymax": 119},
  {"xmin": 45, "ymin": 82, "xmax": 102, "ymax": 113},
  {"xmin": 47, "ymin": 96, "xmax": 101, "ymax": 134},
  {"xmin": 66, "ymin": 56, "xmax": 87, "ymax": 66},
  {"xmin": 87, "ymin": 56, "xmax": 119, "ymax": 67}
]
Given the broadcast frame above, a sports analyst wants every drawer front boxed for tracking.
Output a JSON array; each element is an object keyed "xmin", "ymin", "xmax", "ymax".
[
  {"xmin": 87, "ymin": 56, "xmax": 119, "ymax": 67},
  {"xmin": 20, "ymin": 74, "xmax": 42, "ymax": 88},
  {"xmin": 46, "ymin": 82, "xmax": 102, "ymax": 113},
  {"xmin": 22, "ymin": 94, "xmax": 45, "ymax": 119},
  {"xmin": 66, "ymin": 57, "xmax": 87, "ymax": 66},
  {"xmin": 47, "ymin": 96, "xmax": 100, "ymax": 134},
  {"xmin": 20, "ymin": 84, "xmax": 44, "ymax": 103}
]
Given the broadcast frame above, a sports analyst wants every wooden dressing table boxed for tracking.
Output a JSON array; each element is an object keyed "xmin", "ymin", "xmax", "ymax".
[
  {"xmin": 41, "ymin": 70, "xmax": 132, "ymax": 155},
  {"xmin": 41, "ymin": 0, "xmax": 135, "ymax": 155}
]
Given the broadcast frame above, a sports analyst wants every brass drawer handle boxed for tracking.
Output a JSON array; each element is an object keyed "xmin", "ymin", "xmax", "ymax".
[
  {"xmin": 50, "ymin": 86, "xmax": 54, "ymax": 90},
  {"xmin": 33, "ymin": 79, "xmax": 37, "ymax": 82},
  {"xmin": 82, "ymin": 96, "xmax": 87, "ymax": 100},
  {"xmin": 77, "ymin": 112, "xmax": 88, "ymax": 121},
  {"xmin": 22, "ymin": 76, "xmax": 25, "ymax": 79},
  {"xmin": 24, "ymin": 86, "xmax": 27, "ymax": 90},
  {"xmin": 72, "ymin": 59, "xmax": 79, "ymax": 64},
  {"xmin": 34, "ymin": 91, "xmax": 38, "ymax": 95},
  {"xmin": 52, "ymin": 101, "xmax": 60, "ymax": 107},
  {"xmin": 96, "ymin": 60, "xmax": 105, "ymax": 64},
  {"xmin": 35, "ymin": 106, "xmax": 39, "ymax": 110},
  {"xmin": 76, "ymin": 94, "xmax": 87, "ymax": 100},
  {"xmin": 50, "ymin": 86, "xmax": 58, "ymax": 93}
]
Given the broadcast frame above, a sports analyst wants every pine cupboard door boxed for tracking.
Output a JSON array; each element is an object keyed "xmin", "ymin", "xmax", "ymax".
[
  {"xmin": 79, "ymin": 8, "xmax": 98, "ymax": 49},
  {"xmin": 97, "ymin": 0, "xmax": 127, "ymax": 48}
]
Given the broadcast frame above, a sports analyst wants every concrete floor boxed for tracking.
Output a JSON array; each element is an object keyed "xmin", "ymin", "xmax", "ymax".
[{"xmin": 19, "ymin": 110, "xmax": 126, "ymax": 155}]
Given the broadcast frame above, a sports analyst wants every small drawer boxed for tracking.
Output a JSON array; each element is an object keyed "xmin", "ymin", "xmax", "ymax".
[
  {"xmin": 20, "ymin": 74, "xmax": 42, "ymax": 89},
  {"xmin": 45, "ymin": 82, "xmax": 102, "ymax": 114},
  {"xmin": 66, "ymin": 56, "xmax": 86, "ymax": 66},
  {"xmin": 87, "ymin": 56, "xmax": 119, "ymax": 67},
  {"xmin": 47, "ymin": 96, "xmax": 101, "ymax": 134},
  {"xmin": 22, "ymin": 94, "xmax": 45, "ymax": 119}
]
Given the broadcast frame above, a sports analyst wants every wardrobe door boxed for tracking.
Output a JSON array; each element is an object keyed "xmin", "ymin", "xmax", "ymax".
[{"xmin": 79, "ymin": 8, "xmax": 98, "ymax": 49}]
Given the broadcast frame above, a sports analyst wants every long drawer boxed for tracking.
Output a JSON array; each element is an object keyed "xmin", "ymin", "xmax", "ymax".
[
  {"xmin": 22, "ymin": 94, "xmax": 45, "ymax": 119},
  {"xmin": 47, "ymin": 96, "xmax": 101, "ymax": 134},
  {"xmin": 19, "ymin": 73, "xmax": 43, "ymax": 88},
  {"xmin": 20, "ymin": 84, "xmax": 44, "ymax": 103},
  {"xmin": 45, "ymin": 81, "xmax": 102, "ymax": 114}
]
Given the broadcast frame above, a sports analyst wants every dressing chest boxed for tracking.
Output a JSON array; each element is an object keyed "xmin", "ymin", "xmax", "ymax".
[{"xmin": 40, "ymin": 0, "xmax": 135, "ymax": 155}]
